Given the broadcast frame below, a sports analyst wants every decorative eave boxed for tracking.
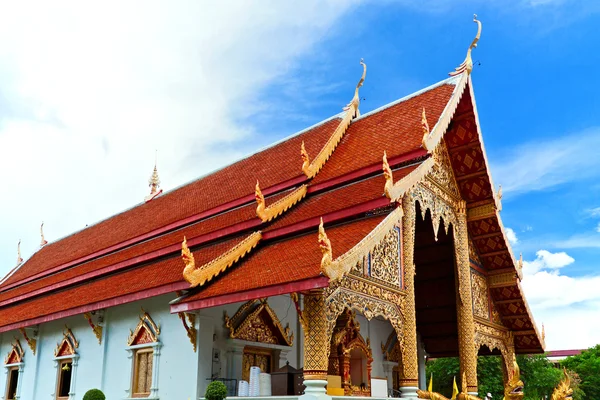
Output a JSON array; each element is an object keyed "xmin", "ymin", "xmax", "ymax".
[
  {"xmin": 255, "ymin": 182, "xmax": 307, "ymax": 222},
  {"xmin": 224, "ymin": 298, "xmax": 293, "ymax": 346},
  {"xmin": 318, "ymin": 205, "xmax": 404, "ymax": 282},
  {"xmin": 181, "ymin": 232, "xmax": 262, "ymax": 288},
  {"xmin": 127, "ymin": 309, "xmax": 161, "ymax": 346},
  {"xmin": 301, "ymin": 60, "xmax": 366, "ymax": 178}
]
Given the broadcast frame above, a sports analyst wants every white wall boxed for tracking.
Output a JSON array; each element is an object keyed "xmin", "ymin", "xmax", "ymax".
[{"xmin": 0, "ymin": 293, "xmax": 301, "ymax": 400}]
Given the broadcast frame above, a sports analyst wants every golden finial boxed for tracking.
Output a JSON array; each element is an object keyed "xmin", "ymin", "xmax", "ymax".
[
  {"xmin": 17, "ymin": 240, "xmax": 23, "ymax": 265},
  {"xmin": 383, "ymin": 151, "xmax": 394, "ymax": 199},
  {"xmin": 145, "ymin": 151, "xmax": 163, "ymax": 202},
  {"xmin": 344, "ymin": 59, "xmax": 367, "ymax": 114},
  {"xmin": 421, "ymin": 107, "xmax": 430, "ymax": 151},
  {"xmin": 301, "ymin": 141, "xmax": 311, "ymax": 177},
  {"xmin": 449, "ymin": 14, "xmax": 482, "ymax": 76},
  {"xmin": 542, "ymin": 323, "xmax": 545, "ymax": 342},
  {"xmin": 255, "ymin": 181, "xmax": 266, "ymax": 220},
  {"xmin": 40, "ymin": 222, "xmax": 48, "ymax": 247},
  {"xmin": 518, "ymin": 253, "xmax": 523, "ymax": 271},
  {"xmin": 318, "ymin": 218, "xmax": 333, "ymax": 276}
]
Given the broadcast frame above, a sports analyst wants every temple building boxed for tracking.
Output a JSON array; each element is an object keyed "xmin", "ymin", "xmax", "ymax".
[{"xmin": 0, "ymin": 16, "xmax": 543, "ymax": 400}]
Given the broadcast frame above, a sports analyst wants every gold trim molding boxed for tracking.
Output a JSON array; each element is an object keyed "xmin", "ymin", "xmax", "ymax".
[{"xmin": 54, "ymin": 326, "xmax": 79, "ymax": 357}]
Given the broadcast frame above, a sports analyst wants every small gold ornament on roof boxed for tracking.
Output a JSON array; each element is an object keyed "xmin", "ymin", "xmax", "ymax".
[
  {"xmin": 255, "ymin": 180, "xmax": 307, "ymax": 222},
  {"xmin": 40, "ymin": 222, "xmax": 48, "ymax": 247},
  {"xmin": 449, "ymin": 14, "xmax": 482, "ymax": 77},
  {"xmin": 145, "ymin": 152, "xmax": 163, "ymax": 202},
  {"xmin": 344, "ymin": 58, "xmax": 367, "ymax": 114},
  {"xmin": 17, "ymin": 240, "xmax": 23, "ymax": 265},
  {"xmin": 382, "ymin": 151, "xmax": 394, "ymax": 199},
  {"xmin": 421, "ymin": 107, "xmax": 430, "ymax": 151}
]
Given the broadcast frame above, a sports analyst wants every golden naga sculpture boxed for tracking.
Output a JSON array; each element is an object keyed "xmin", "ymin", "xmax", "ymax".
[
  {"xmin": 422, "ymin": 107, "xmax": 431, "ymax": 151},
  {"xmin": 181, "ymin": 233, "xmax": 262, "ymax": 287},
  {"xmin": 301, "ymin": 60, "xmax": 366, "ymax": 178},
  {"xmin": 450, "ymin": 14, "xmax": 482, "ymax": 76},
  {"xmin": 255, "ymin": 181, "xmax": 307, "ymax": 222},
  {"xmin": 417, "ymin": 374, "xmax": 451, "ymax": 400},
  {"xmin": 550, "ymin": 368, "xmax": 573, "ymax": 400},
  {"xmin": 318, "ymin": 218, "xmax": 336, "ymax": 278},
  {"xmin": 503, "ymin": 355, "xmax": 525, "ymax": 400},
  {"xmin": 382, "ymin": 151, "xmax": 394, "ymax": 199}
]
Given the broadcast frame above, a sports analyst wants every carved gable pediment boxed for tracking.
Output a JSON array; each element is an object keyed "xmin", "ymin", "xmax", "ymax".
[
  {"xmin": 54, "ymin": 327, "xmax": 79, "ymax": 357},
  {"xmin": 5, "ymin": 340, "xmax": 24, "ymax": 364},
  {"xmin": 224, "ymin": 299, "xmax": 293, "ymax": 346},
  {"xmin": 128, "ymin": 309, "xmax": 161, "ymax": 346},
  {"xmin": 426, "ymin": 140, "xmax": 461, "ymax": 201}
]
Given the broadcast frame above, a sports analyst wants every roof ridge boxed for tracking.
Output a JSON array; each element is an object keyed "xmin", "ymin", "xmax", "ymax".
[{"xmin": 354, "ymin": 75, "xmax": 461, "ymax": 122}]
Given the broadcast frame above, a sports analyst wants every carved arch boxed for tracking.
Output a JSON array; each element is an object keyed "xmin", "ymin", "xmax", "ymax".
[
  {"xmin": 5, "ymin": 340, "xmax": 24, "ymax": 365},
  {"xmin": 54, "ymin": 326, "xmax": 79, "ymax": 357},
  {"xmin": 325, "ymin": 286, "xmax": 404, "ymax": 368},
  {"xmin": 474, "ymin": 324, "xmax": 513, "ymax": 378},
  {"xmin": 127, "ymin": 309, "xmax": 161, "ymax": 346}
]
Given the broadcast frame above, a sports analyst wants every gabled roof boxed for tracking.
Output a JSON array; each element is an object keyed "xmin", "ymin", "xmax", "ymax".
[{"xmin": 0, "ymin": 68, "xmax": 543, "ymax": 353}]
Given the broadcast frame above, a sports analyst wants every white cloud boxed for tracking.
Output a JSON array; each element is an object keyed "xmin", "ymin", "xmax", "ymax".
[
  {"xmin": 0, "ymin": 0, "xmax": 361, "ymax": 275},
  {"xmin": 589, "ymin": 207, "xmax": 600, "ymax": 217},
  {"xmin": 554, "ymin": 234, "xmax": 600, "ymax": 249},
  {"xmin": 490, "ymin": 128, "xmax": 600, "ymax": 196},
  {"xmin": 521, "ymin": 250, "xmax": 600, "ymax": 349},
  {"xmin": 505, "ymin": 227, "xmax": 518, "ymax": 245},
  {"xmin": 522, "ymin": 249, "xmax": 574, "ymax": 275}
]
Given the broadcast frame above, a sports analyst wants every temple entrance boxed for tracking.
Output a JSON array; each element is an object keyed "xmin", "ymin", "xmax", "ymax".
[
  {"xmin": 327, "ymin": 309, "xmax": 373, "ymax": 396},
  {"xmin": 413, "ymin": 202, "xmax": 460, "ymax": 360}
]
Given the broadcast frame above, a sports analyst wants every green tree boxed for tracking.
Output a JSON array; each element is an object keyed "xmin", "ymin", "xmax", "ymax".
[
  {"xmin": 562, "ymin": 344, "xmax": 600, "ymax": 399},
  {"xmin": 425, "ymin": 357, "xmax": 459, "ymax": 397},
  {"xmin": 476, "ymin": 356, "xmax": 503, "ymax": 399},
  {"xmin": 517, "ymin": 354, "xmax": 562, "ymax": 400}
]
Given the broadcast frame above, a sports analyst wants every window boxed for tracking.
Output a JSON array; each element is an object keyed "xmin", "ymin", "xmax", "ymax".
[
  {"xmin": 5, "ymin": 366, "xmax": 19, "ymax": 400},
  {"xmin": 132, "ymin": 348, "xmax": 153, "ymax": 398},
  {"xmin": 56, "ymin": 360, "xmax": 73, "ymax": 399}
]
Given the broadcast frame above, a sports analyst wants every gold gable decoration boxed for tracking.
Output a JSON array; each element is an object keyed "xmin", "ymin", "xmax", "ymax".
[
  {"xmin": 128, "ymin": 309, "xmax": 161, "ymax": 346},
  {"xmin": 301, "ymin": 60, "xmax": 366, "ymax": 179},
  {"xmin": 449, "ymin": 14, "xmax": 482, "ymax": 77},
  {"xmin": 54, "ymin": 326, "xmax": 79, "ymax": 357},
  {"xmin": 181, "ymin": 232, "xmax": 262, "ymax": 288},
  {"xmin": 224, "ymin": 298, "xmax": 293, "ymax": 346},
  {"xmin": 19, "ymin": 328, "xmax": 37, "ymax": 356},
  {"xmin": 5, "ymin": 339, "xmax": 24, "ymax": 365},
  {"xmin": 255, "ymin": 181, "xmax": 308, "ymax": 222}
]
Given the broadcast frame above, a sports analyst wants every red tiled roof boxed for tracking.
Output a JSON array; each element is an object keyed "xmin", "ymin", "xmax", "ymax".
[
  {"xmin": 0, "ymin": 216, "xmax": 384, "ymax": 330},
  {"xmin": 312, "ymin": 84, "xmax": 455, "ymax": 184},
  {"xmin": 2, "ymin": 118, "xmax": 341, "ymax": 286},
  {"xmin": 182, "ymin": 215, "xmax": 386, "ymax": 302}
]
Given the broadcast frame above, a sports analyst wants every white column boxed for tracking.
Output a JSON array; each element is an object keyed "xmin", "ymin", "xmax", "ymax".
[
  {"xmin": 196, "ymin": 315, "xmax": 215, "ymax": 398},
  {"xmin": 382, "ymin": 361, "xmax": 396, "ymax": 393}
]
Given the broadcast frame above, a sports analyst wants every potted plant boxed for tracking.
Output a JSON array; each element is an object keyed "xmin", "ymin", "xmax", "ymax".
[
  {"xmin": 83, "ymin": 388, "xmax": 106, "ymax": 400},
  {"xmin": 205, "ymin": 381, "xmax": 228, "ymax": 400}
]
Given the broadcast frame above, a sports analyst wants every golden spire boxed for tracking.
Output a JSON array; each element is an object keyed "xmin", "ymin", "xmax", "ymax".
[
  {"xmin": 17, "ymin": 240, "xmax": 23, "ymax": 265},
  {"xmin": 518, "ymin": 253, "xmax": 523, "ymax": 271},
  {"xmin": 145, "ymin": 152, "xmax": 163, "ymax": 202},
  {"xmin": 40, "ymin": 222, "xmax": 48, "ymax": 247},
  {"xmin": 344, "ymin": 58, "xmax": 367, "ymax": 115},
  {"xmin": 421, "ymin": 107, "xmax": 430, "ymax": 151},
  {"xmin": 542, "ymin": 323, "xmax": 546, "ymax": 342},
  {"xmin": 449, "ymin": 14, "xmax": 482, "ymax": 76}
]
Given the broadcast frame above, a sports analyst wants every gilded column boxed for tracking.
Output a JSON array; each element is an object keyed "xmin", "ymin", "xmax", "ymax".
[
  {"xmin": 400, "ymin": 195, "xmax": 419, "ymax": 396},
  {"xmin": 301, "ymin": 290, "xmax": 330, "ymax": 400},
  {"xmin": 454, "ymin": 201, "xmax": 478, "ymax": 393}
]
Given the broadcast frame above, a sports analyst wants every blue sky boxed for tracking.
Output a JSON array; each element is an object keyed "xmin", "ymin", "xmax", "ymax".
[{"xmin": 0, "ymin": 0, "xmax": 598, "ymax": 349}]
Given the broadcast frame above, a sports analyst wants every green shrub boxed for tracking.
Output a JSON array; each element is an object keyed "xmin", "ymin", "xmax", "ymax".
[
  {"xmin": 83, "ymin": 388, "xmax": 106, "ymax": 400},
  {"xmin": 205, "ymin": 380, "xmax": 228, "ymax": 400}
]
